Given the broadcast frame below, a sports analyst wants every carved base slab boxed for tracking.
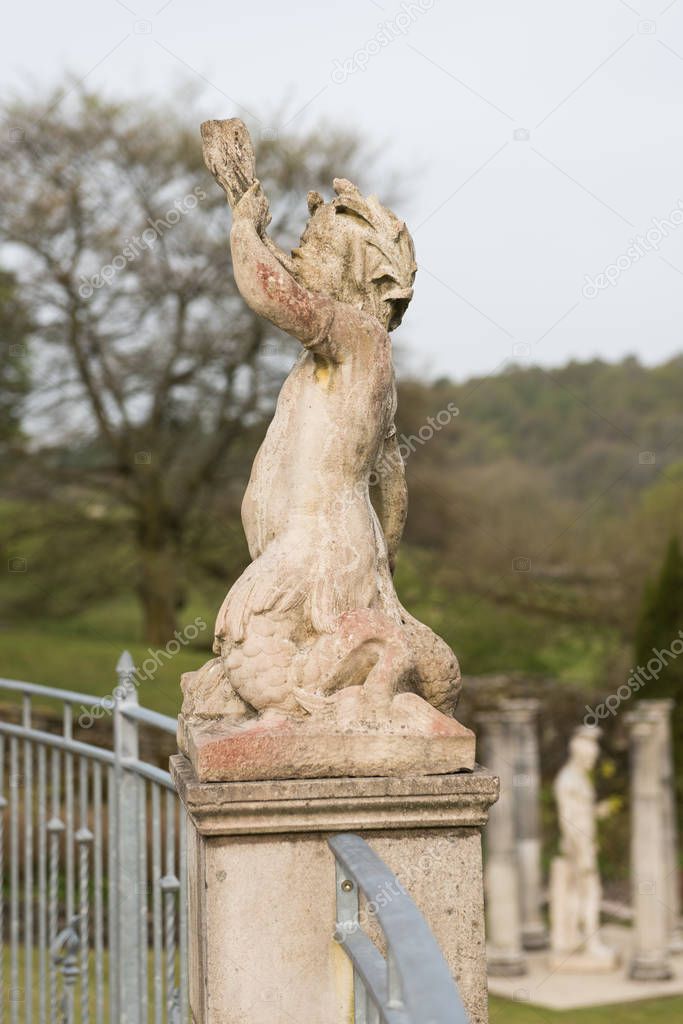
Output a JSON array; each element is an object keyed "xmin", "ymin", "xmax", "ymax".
[{"xmin": 178, "ymin": 695, "xmax": 475, "ymax": 782}]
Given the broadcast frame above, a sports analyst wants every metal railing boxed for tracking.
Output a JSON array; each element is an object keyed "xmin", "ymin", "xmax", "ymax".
[
  {"xmin": 330, "ymin": 833, "xmax": 469, "ymax": 1024},
  {"xmin": 0, "ymin": 652, "xmax": 188, "ymax": 1024}
]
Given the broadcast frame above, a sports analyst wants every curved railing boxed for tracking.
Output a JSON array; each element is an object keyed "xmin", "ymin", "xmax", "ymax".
[
  {"xmin": 0, "ymin": 653, "xmax": 188, "ymax": 1023},
  {"xmin": 329, "ymin": 833, "xmax": 469, "ymax": 1024}
]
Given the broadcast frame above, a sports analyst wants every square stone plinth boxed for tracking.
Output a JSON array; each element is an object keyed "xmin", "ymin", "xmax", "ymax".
[
  {"xmin": 179, "ymin": 704, "xmax": 476, "ymax": 783},
  {"xmin": 171, "ymin": 755, "xmax": 498, "ymax": 1024}
]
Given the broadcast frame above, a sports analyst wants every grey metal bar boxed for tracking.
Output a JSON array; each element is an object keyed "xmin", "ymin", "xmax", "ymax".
[
  {"xmin": 77, "ymin": 758, "xmax": 92, "ymax": 1024},
  {"xmin": 119, "ymin": 703, "xmax": 178, "ymax": 735},
  {"xmin": 152, "ymin": 785, "xmax": 163, "ymax": 1024},
  {"xmin": 47, "ymin": 749, "xmax": 64, "ymax": 1022},
  {"xmin": 63, "ymin": 706, "xmax": 74, "ymax": 925},
  {"xmin": 161, "ymin": 788, "xmax": 180, "ymax": 1020},
  {"xmin": 93, "ymin": 761, "xmax": 105, "ymax": 1024},
  {"xmin": 0, "ymin": 734, "xmax": 5, "ymax": 1024},
  {"xmin": 338, "ymin": 930, "xmax": 409, "ymax": 1023},
  {"xmin": 0, "ymin": 723, "xmax": 176, "ymax": 790},
  {"xmin": 51, "ymin": 916, "xmax": 80, "ymax": 1024},
  {"xmin": 114, "ymin": 651, "xmax": 143, "ymax": 1024},
  {"xmin": 37, "ymin": 745, "xmax": 48, "ymax": 1024},
  {"xmin": 139, "ymin": 779, "xmax": 149, "ymax": 1024},
  {"xmin": 107, "ymin": 765, "xmax": 119, "ymax": 1024},
  {"xmin": 0, "ymin": 722, "xmax": 116, "ymax": 764},
  {"xmin": 0, "ymin": 678, "xmax": 106, "ymax": 709},
  {"xmin": 329, "ymin": 834, "xmax": 469, "ymax": 1024},
  {"xmin": 9, "ymin": 738, "xmax": 20, "ymax": 1024},
  {"xmin": 22, "ymin": 699, "xmax": 33, "ymax": 1024},
  {"xmin": 334, "ymin": 859, "xmax": 366, "ymax": 1024},
  {"xmin": 178, "ymin": 807, "xmax": 189, "ymax": 1023}
]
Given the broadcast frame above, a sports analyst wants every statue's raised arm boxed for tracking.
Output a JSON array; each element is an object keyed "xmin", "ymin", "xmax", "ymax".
[{"xmin": 201, "ymin": 118, "xmax": 335, "ymax": 351}]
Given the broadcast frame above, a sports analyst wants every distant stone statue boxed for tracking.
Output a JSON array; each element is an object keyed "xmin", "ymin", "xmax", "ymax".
[
  {"xmin": 549, "ymin": 726, "xmax": 617, "ymax": 971},
  {"xmin": 178, "ymin": 119, "xmax": 473, "ymax": 780}
]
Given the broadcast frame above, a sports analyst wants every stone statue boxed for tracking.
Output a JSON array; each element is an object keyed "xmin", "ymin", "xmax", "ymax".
[
  {"xmin": 549, "ymin": 726, "xmax": 617, "ymax": 971},
  {"xmin": 178, "ymin": 119, "xmax": 474, "ymax": 780}
]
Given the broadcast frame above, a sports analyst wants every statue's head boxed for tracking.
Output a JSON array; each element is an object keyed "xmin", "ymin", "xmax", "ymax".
[
  {"xmin": 569, "ymin": 727, "xmax": 600, "ymax": 771},
  {"xmin": 290, "ymin": 178, "xmax": 417, "ymax": 332}
]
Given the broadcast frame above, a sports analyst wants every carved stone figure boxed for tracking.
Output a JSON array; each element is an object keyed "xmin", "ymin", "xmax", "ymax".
[
  {"xmin": 549, "ymin": 727, "xmax": 617, "ymax": 971},
  {"xmin": 178, "ymin": 119, "xmax": 473, "ymax": 780}
]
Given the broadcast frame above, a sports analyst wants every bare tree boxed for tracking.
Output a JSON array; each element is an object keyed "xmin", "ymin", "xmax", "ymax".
[{"xmin": 0, "ymin": 85, "xmax": 379, "ymax": 642}]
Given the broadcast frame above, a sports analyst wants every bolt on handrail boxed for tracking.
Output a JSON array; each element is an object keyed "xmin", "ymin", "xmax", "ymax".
[{"xmin": 329, "ymin": 833, "xmax": 470, "ymax": 1024}]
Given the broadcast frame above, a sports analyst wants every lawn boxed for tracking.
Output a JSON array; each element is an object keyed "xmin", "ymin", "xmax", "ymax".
[
  {"xmin": 0, "ymin": 593, "xmax": 217, "ymax": 717},
  {"xmin": 489, "ymin": 995, "xmax": 683, "ymax": 1022}
]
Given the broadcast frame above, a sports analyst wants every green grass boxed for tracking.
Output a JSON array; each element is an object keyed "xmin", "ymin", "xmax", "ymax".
[
  {"xmin": 489, "ymin": 995, "xmax": 683, "ymax": 1022},
  {"xmin": 0, "ymin": 593, "xmax": 217, "ymax": 717},
  {"xmin": 2, "ymin": 941, "xmax": 181, "ymax": 1021}
]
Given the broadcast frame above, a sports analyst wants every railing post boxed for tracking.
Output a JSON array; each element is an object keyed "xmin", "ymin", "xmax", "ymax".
[{"xmin": 113, "ymin": 651, "xmax": 144, "ymax": 1023}]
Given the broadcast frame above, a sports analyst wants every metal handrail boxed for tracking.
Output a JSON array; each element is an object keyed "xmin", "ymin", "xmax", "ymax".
[
  {"xmin": 0, "ymin": 676, "xmax": 108, "ymax": 708},
  {"xmin": 119, "ymin": 701, "xmax": 178, "ymax": 735},
  {"xmin": 0, "ymin": 720, "xmax": 116, "ymax": 764},
  {"xmin": 0, "ymin": 677, "xmax": 177, "ymax": 789},
  {"xmin": 329, "ymin": 833, "xmax": 469, "ymax": 1024}
]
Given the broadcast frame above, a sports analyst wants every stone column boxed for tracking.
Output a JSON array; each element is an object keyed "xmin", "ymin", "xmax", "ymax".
[
  {"xmin": 641, "ymin": 699, "xmax": 683, "ymax": 953},
  {"xmin": 171, "ymin": 755, "xmax": 499, "ymax": 1024},
  {"xmin": 626, "ymin": 705, "xmax": 674, "ymax": 980},
  {"xmin": 479, "ymin": 713, "xmax": 527, "ymax": 976},
  {"xmin": 504, "ymin": 699, "xmax": 549, "ymax": 951}
]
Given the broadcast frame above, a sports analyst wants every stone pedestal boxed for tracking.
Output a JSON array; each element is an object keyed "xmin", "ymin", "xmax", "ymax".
[
  {"xmin": 478, "ymin": 713, "xmax": 527, "ymax": 976},
  {"xmin": 504, "ymin": 699, "xmax": 549, "ymax": 951},
  {"xmin": 171, "ymin": 755, "xmax": 498, "ymax": 1024},
  {"xmin": 626, "ymin": 706, "xmax": 674, "ymax": 981}
]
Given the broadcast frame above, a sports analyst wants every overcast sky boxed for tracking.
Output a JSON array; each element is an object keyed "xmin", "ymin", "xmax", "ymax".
[{"xmin": 4, "ymin": 0, "xmax": 683, "ymax": 380}]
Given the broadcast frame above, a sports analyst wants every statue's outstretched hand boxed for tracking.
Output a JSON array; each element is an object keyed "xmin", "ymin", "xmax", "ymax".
[
  {"xmin": 234, "ymin": 180, "xmax": 272, "ymax": 237},
  {"xmin": 200, "ymin": 118, "xmax": 256, "ymax": 208}
]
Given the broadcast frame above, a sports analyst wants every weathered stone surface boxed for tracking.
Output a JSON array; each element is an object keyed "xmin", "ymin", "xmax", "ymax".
[
  {"xmin": 180, "ymin": 691, "xmax": 475, "ymax": 782},
  {"xmin": 171, "ymin": 753, "xmax": 497, "ymax": 834},
  {"xmin": 178, "ymin": 118, "xmax": 468, "ymax": 778},
  {"xmin": 172, "ymin": 755, "xmax": 498, "ymax": 1024}
]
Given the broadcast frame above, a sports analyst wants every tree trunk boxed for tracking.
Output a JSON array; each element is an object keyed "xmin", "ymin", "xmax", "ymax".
[{"xmin": 138, "ymin": 540, "xmax": 183, "ymax": 646}]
